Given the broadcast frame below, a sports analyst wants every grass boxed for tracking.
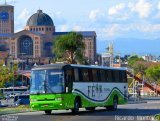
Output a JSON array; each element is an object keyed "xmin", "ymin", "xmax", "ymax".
[{"xmin": 0, "ymin": 105, "xmax": 31, "ymax": 115}]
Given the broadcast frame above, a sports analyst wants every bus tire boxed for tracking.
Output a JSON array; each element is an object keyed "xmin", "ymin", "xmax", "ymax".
[
  {"xmin": 71, "ymin": 98, "xmax": 80, "ymax": 114},
  {"xmin": 107, "ymin": 96, "xmax": 118, "ymax": 111},
  {"xmin": 85, "ymin": 107, "xmax": 95, "ymax": 111},
  {"xmin": 44, "ymin": 110, "xmax": 52, "ymax": 115}
]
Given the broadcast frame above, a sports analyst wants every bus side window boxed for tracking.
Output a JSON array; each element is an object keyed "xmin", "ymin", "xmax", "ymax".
[
  {"xmin": 81, "ymin": 69, "xmax": 89, "ymax": 82},
  {"xmin": 92, "ymin": 69, "xmax": 99, "ymax": 82},
  {"xmin": 74, "ymin": 68, "xmax": 79, "ymax": 82},
  {"xmin": 65, "ymin": 68, "xmax": 74, "ymax": 92},
  {"xmin": 114, "ymin": 70, "xmax": 120, "ymax": 82},
  {"xmin": 100, "ymin": 70, "xmax": 106, "ymax": 82},
  {"xmin": 122, "ymin": 71, "xmax": 127, "ymax": 82},
  {"xmin": 108, "ymin": 70, "xmax": 113, "ymax": 82},
  {"xmin": 88, "ymin": 69, "xmax": 93, "ymax": 82},
  {"xmin": 119, "ymin": 71, "xmax": 122, "ymax": 82},
  {"xmin": 97, "ymin": 70, "xmax": 101, "ymax": 82}
]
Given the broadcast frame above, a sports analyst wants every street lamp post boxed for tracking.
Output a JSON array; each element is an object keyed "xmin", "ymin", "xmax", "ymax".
[
  {"xmin": 10, "ymin": 62, "xmax": 14, "ymax": 96},
  {"xmin": 18, "ymin": 53, "xmax": 26, "ymax": 86}
]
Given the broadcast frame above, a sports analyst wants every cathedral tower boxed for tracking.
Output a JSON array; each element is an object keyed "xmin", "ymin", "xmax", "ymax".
[{"xmin": 0, "ymin": 1, "xmax": 14, "ymax": 50}]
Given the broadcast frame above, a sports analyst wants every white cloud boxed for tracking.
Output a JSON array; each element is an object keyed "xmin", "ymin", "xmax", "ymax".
[
  {"xmin": 133, "ymin": 24, "xmax": 160, "ymax": 32},
  {"xmin": 154, "ymin": 11, "xmax": 160, "ymax": 19},
  {"xmin": 108, "ymin": 3, "xmax": 125, "ymax": 16},
  {"xmin": 15, "ymin": 27, "xmax": 22, "ymax": 33},
  {"xmin": 17, "ymin": 8, "xmax": 30, "ymax": 20},
  {"xmin": 54, "ymin": 11, "xmax": 62, "ymax": 16},
  {"xmin": 129, "ymin": 0, "xmax": 151, "ymax": 18},
  {"xmin": 89, "ymin": 9, "xmax": 101, "ymax": 20},
  {"xmin": 15, "ymin": 8, "xmax": 30, "ymax": 32},
  {"xmin": 95, "ymin": 23, "xmax": 160, "ymax": 40},
  {"xmin": 158, "ymin": 1, "xmax": 160, "ymax": 10},
  {"xmin": 72, "ymin": 25, "xmax": 82, "ymax": 31},
  {"xmin": 49, "ymin": 11, "xmax": 66, "ymax": 26},
  {"xmin": 60, "ymin": 25, "xmax": 68, "ymax": 32},
  {"xmin": 102, "ymin": 24, "xmax": 120, "ymax": 37}
]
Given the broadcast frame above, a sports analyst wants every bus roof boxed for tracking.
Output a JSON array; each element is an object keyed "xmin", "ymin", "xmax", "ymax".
[{"xmin": 32, "ymin": 64, "xmax": 127, "ymax": 71}]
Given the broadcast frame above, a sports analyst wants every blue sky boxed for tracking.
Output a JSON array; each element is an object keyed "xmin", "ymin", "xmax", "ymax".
[{"xmin": 1, "ymin": 0, "xmax": 160, "ymax": 55}]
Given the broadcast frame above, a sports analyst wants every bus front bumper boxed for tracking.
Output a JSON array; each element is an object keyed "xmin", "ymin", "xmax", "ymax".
[{"xmin": 30, "ymin": 101, "xmax": 65, "ymax": 111}]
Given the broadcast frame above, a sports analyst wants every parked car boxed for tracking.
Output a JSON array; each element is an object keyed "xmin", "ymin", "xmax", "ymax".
[
  {"xmin": 8, "ymin": 93, "xmax": 16, "ymax": 98},
  {"xmin": 0, "ymin": 100, "xmax": 8, "ymax": 107},
  {"xmin": 14, "ymin": 94, "xmax": 29, "ymax": 106},
  {"xmin": 0, "ymin": 96, "xmax": 4, "ymax": 100},
  {"xmin": 5, "ymin": 93, "xmax": 16, "ymax": 99}
]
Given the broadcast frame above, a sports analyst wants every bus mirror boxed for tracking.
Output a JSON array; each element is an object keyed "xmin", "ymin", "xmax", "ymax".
[{"xmin": 66, "ymin": 87, "xmax": 68, "ymax": 93}]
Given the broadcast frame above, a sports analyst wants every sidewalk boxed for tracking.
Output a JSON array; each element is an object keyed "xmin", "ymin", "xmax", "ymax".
[
  {"xmin": 128, "ymin": 97, "xmax": 160, "ymax": 104},
  {"xmin": 128, "ymin": 98, "xmax": 147, "ymax": 104}
]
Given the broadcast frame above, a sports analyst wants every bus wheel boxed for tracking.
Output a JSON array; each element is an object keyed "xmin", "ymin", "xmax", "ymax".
[
  {"xmin": 85, "ymin": 107, "xmax": 95, "ymax": 111},
  {"xmin": 71, "ymin": 98, "xmax": 80, "ymax": 114},
  {"xmin": 44, "ymin": 110, "xmax": 52, "ymax": 115},
  {"xmin": 107, "ymin": 97, "xmax": 118, "ymax": 111}
]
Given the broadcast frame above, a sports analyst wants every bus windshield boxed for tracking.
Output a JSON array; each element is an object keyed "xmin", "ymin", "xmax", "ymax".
[
  {"xmin": 30, "ymin": 70, "xmax": 46, "ymax": 94},
  {"xmin": 30, "ymin": 69, "xmax": 65, "ymax": 94}
]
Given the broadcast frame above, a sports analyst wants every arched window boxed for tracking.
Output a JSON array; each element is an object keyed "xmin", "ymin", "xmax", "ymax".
[
  {"xmin": 18, "ymin": 35, "xmax": 33, "ymax": 56},
  {"xmin": 44, "ymin": 42, "xmax": 53, "ymax": 57}
]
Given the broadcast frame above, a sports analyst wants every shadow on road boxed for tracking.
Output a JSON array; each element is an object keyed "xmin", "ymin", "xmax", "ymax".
[
  {"xmin": 3, "ymin": 108, "xmax": 159, "ymax": 121},
  {"xmin": 45, "ymin": 108, "xmax": 160, "ymax": 116}
]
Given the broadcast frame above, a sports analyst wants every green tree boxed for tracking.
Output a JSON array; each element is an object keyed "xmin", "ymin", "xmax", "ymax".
[
  {"xmin": 128, "ymin": 55, "xmax": 144, "ymax": 68},
  {"xmin": 145, "ymin": 64, "xmax": 160, "ymax": 84},
  {"xmin": 133, "ymin": 61, "xmax": 146, "ymax": 74},
  {"xmin": 0, "ymin": 62, "xmax": 18, "ymax": 88},
  {"xmin": 53, "ymin": 32, "xmax": 85, "ymax": 64}
]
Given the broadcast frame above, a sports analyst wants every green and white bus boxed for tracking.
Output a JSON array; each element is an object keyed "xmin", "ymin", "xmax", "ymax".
[{"xmin": 30, "ymin": 64, "xmax": 128, "ymax": 114}]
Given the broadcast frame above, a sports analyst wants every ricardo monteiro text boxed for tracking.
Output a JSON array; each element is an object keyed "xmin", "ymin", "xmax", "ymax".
[{"xmin": 115, "ymin": 115, "xmax": 135, "ymax": 120}]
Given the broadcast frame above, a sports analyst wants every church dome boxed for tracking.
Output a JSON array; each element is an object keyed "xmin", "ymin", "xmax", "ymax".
[{"xmin": 26, "ymin": 10, "xmax": 54, "ymax": 26}]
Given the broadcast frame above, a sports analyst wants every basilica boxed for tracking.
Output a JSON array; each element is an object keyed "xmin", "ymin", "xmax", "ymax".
[{"xmin": 0, "ymin": 3, "xmax": 97, "ymax": 65}]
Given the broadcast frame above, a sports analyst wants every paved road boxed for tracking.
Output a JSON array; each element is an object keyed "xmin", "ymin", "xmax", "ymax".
[{"xmin": 1, "ymin": 101, "xmax": 160, "ymax": 121}]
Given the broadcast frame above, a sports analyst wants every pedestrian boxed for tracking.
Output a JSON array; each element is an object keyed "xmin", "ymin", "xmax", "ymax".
[{"xmin": 136, "ymin": 85, "xmax": 141, "ymax": 100}]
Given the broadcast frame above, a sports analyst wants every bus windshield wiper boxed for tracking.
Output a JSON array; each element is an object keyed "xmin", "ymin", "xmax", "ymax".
[
  {"xmin": 46, "ymin": 86, "xmax": 55, "ymax": 93},
  {"xmin": 44, "ymin": 80, "xmax": 55, "ymax": 93}
]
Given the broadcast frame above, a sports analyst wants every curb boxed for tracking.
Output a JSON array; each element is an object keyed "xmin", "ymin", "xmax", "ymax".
[
  {"xmin": 128, "ymin": 100, "xmax": 147, "ymax": 104},
  {"xmin": 146, "ymin": 101, "xmax": 160, "ymax": 104}
]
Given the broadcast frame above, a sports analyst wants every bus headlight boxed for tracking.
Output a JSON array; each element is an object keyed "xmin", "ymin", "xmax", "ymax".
[
  {"xmin": 55, "ymin": 98, "xmax": 64, "ymax": 101},
  {"xmin": 30, "ymin": 99, "xmax": 37, "ymax": 102},
  {"xmin": 31, "ymin": 104, "xmax": 35, "ymax": 108}
]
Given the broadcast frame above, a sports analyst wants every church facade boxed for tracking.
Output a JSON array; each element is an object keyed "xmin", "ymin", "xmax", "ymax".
[{"xmin": 1, "ymin": 4, "xmax": 97, "ymax": 65}]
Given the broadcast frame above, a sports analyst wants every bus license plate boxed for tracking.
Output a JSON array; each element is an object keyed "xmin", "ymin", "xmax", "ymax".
[{"xmin": 44, "ymin": 104, "xmax": 48, "ymax": 107}]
